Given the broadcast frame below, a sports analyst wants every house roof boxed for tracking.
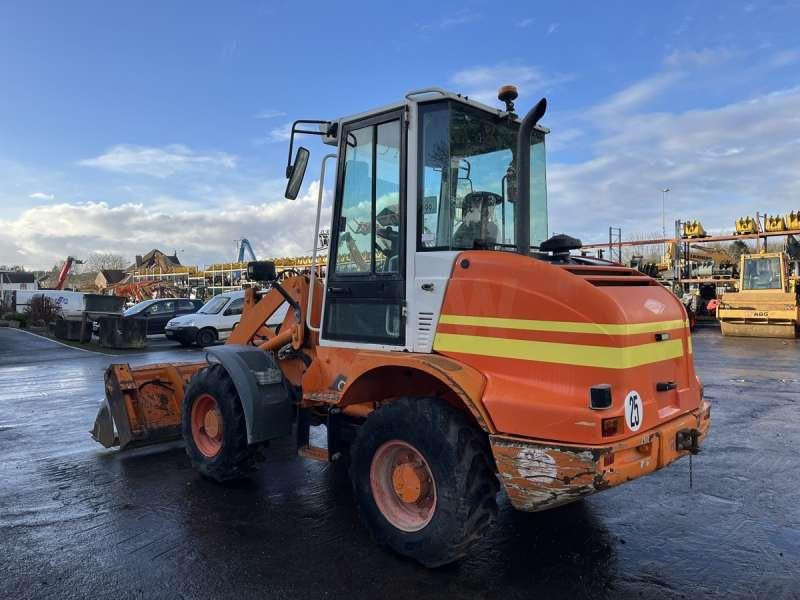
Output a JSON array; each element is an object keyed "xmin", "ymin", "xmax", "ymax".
[
  {"xmin": 132, "ymin": 249, "xmax": 182, "ymax": 269},
  {"xmin": 0, "ymin": 271, "xmax": 35, "ymax": 284},
  {"xmin": 98, "ymin": 269, "xmax": 126, "ymax": 284}
]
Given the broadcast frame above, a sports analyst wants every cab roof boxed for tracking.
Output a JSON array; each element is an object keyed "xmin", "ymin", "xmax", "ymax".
[{"xmin": 331, "ymin": 87, "xmax": 550, "ymax": 134}]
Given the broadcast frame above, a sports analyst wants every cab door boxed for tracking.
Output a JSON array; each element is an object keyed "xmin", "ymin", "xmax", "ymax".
[{"xmin": 322, "ymin": 110, "xmax": 406, "ymax": 346}]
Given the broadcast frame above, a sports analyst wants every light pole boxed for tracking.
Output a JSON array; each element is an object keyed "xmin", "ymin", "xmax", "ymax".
[{"xmin": 661, "ymin": 187, "xmax": 671, "ymax": 239}]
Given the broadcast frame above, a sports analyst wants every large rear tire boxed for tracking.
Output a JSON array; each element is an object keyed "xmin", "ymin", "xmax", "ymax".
[
  {"xmin": 181, "ymin": 364, "xmax": 261, "ymax": 482},
  {"xmin": 349, "ymin": 397, "xmax": 499, "ymax": 567}
]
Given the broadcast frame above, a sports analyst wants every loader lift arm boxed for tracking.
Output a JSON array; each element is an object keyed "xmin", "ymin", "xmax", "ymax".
[{"xmin": 92, "ymin": 271, "xmax": 321, "ymax": 449}]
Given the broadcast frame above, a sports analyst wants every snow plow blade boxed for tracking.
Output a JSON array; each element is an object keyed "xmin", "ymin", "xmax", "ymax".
[{"xmin": 91, "ymin": 362, "xmax": 206, "ymax": 450}]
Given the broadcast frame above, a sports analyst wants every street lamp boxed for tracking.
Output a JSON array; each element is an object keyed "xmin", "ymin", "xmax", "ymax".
[{"xmin": 661, "ymin": 187, "xmax": 671, "ymax": 239}]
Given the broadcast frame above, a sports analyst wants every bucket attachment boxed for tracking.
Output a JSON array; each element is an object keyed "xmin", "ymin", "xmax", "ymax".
[
  {"xmin": 681, "ymin": 220, "xmax": 708, "ymax": 239},
  {"xmin": 765, "ymin": 215, "xmax": 787, "ymax": 233},
  {"xmin": 91, "ymin": 361, "xmax": 206, "ymax": 450},
  {"xmin": 734, "ymin": 216, "xmax": 757, "ymax": 235}
]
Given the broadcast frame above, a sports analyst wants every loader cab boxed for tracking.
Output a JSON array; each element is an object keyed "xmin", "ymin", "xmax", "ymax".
[
  {"xmin": 287, "ymin": 89, "xmax": 549, "ymax": 351},
  {"xmin": 740, "ymin": 253, "xmax": 786, "ymax": 292}
]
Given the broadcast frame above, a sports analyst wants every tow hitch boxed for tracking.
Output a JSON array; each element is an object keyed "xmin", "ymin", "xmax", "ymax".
[{"xmin": 676, "ymin": 428, "xmax": 701, "ymax": 454}]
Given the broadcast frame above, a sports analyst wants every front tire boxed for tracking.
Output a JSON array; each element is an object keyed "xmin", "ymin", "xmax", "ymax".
[
  {"xmin": 349, "ymin": 397, "xmax": 499, "ymax": 567},
  {"xmin": 181, "ymin": 364, "xmax": 260, "ymax": 482},
  {"xmin": 196, "ymin": 327, "xmax": 217, "ymax": 347}
]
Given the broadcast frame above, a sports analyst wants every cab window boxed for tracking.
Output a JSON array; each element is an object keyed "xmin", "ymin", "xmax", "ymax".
[
  {"xmin": 225, "ymin": 298, "xmax": 244, "ymax": 316},
  {"xmin": 418, "ymin": 100, "xmax": 547, "ymax": 251},
  {"xmin": 334, "ymin": 120, "xmax": 401, "ymax": 274},
  {"xmin": 742, "ymin": 257, "xmax": 782, "ymax": 290}
]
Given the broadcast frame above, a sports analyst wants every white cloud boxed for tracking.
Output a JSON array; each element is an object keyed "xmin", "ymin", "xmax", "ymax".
[
  {"xmin": 663, "ymin": 47, "xmax": 739, "ymax": 68},
  {"xmin": 545, "ymin": 128, "xmax": 584, "ymax": 152},
  {"xmin": 254, "ymin": 122, "xmax": 293, "ymax": 145},
  {"xmin": 417, "ymin": 9, "xmax": 481, "ymax": 32},
  {"xmin": 451, "ymin": 63, "xmax": 573, "ymax": 105},
  {"xmin": 0, "ymin": 181, "xmax": 333, "ymax": 269},
  {"xmin": 79, "ymin": 144, "xmax": 237, "ymax": 178},
  {"xmin": 254, "ymin": 109, "xmax": 286, "ymax": 120},
  {"xmin": 591, "ymin": 72, "xmax": 681, "ymax": 116},
  {"xmin": 29, "ymin": 192, "xmax": 54, "ymax": 201},
  {"xmin": 546, "ymin": 22, "xmax": 559, "ymax": 36},
  {"xmin": 547, "ymin": 86, "xmax": 800, "ymax": 243},
  {"xmin": 516, "ymin": 18, "xmax": 534, "ymax": 28},
  {"xmin": 768, "ymin": 48, "xmax": 800, "ymax": 68}
]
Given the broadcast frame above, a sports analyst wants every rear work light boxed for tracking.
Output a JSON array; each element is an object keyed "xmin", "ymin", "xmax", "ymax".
[
  {"xmin": 602, "ymin": 416, "xmax": 623, "ymax": 437},
  {"xmin": 589, "ymin": 384, "xmax": 612, "ymax": 410}
]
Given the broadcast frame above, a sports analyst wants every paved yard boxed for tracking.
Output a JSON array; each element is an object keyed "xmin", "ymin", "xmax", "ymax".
[{"xmin": 0, "ymin": 326, "xmax": 797, "ymax": 599}]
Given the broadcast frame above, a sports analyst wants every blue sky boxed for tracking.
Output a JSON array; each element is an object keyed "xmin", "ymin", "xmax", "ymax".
[{"xmin": 1, "ymin": 1, "xmax": 799, "ymax": 268}]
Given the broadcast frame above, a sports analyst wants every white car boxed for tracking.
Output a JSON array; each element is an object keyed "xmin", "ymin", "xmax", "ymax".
[{"xmin": 165, "ymin": 291, "xmax": 245, "ymax": 347}]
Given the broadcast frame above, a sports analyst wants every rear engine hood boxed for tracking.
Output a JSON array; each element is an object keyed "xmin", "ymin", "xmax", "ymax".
[{"xmin": 433, "ymin": 251, "xmax": 700, "ymax": 445}]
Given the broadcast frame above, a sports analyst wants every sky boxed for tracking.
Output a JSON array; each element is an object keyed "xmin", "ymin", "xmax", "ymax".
[{"xmin": 1, "ymin": 1, "xmax": 799, "ymax": 269}]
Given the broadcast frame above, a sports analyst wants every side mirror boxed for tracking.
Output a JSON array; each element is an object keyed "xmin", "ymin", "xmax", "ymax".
[
  {"xmin": 284, "ymin": 147, "xmax": 310, "ymax": 200},
  {"xmin": 247, "ymin": 260, "xmax": 278, "ymax": 282}
]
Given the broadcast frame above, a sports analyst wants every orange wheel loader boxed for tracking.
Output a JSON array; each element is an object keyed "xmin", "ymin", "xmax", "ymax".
[{"xmin": 91, "ymin": 86, "xmax": 710, "ymax": 567}]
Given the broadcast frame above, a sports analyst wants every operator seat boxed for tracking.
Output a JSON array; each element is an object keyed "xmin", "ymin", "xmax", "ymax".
[{"xmin": 453, "ymin": 191, "xmax": 501, "ymax": 248}]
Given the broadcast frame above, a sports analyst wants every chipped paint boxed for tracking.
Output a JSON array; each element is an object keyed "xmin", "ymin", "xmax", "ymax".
[
  {"xmin": 489, "ymin": 401, "xmax": 711, "ymax": 512},
  {"xmin": 490, "ymin": 437, "xmax": 601, "ymax": 512},
  {"xmin": 515, "ymin": 447, "xmax": 559, "ymax": 482}
]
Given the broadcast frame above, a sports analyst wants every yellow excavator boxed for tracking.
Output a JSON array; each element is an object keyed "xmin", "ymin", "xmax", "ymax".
[{"xmin": 717, "ymin": 238, "xmax": 800, "ymax": 338}]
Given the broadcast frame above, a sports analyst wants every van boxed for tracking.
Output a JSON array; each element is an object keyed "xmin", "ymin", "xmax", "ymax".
[{"xmin": 165, "ymin": 291, "xmax": 245, "ymax": 347}]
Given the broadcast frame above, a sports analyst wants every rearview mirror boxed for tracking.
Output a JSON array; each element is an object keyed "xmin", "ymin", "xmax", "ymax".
[
  {"xmin": 247, "ymin": 260, "xmax": 278, "ymax": 282},
  {"xmin": 284, "ymin": 147, "xmax": 310, "ymax": 200}
]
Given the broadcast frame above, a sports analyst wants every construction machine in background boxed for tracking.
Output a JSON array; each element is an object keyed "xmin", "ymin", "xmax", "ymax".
[
  {"xmin": 90, "ymin": 87, "xmax": 709, "ymax": 567},
  {"xmin": 54, "ymin": 256, "xmax": 82, "ymax": 290},
  {"xmin": 717, "ymin": 238, "xmax": 800, "ymax": 338},
  {"xmin": 236, "ymin": 238, "xmax": 257, "ymax": 263}
]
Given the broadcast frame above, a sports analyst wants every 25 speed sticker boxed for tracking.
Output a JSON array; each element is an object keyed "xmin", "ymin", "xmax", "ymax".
[{"xmin": 624, "ymin": 390, "xmax": 643, "ymax": 432}]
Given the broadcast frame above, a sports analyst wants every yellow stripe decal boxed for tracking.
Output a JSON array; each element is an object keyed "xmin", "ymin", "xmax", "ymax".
[
  {"xmin": 438, "ymin": 314, "xmax": 687, "ymax": 336},
  {"xmin": 433, "ymin": 333, "xmax": 684, "ymax": 369}
]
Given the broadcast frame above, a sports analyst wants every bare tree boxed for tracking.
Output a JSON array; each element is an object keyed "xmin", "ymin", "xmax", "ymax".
[{"xmin": 86, "ymin": 252, "xmax": 129, "ymax": 272}]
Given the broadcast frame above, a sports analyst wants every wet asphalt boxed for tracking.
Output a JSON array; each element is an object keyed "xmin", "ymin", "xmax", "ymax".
[{"xmin": 0, "ymin": 326, "xmax": 798, "ymax": 600}]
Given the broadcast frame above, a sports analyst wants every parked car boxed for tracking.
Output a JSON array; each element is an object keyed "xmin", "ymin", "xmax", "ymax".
[
  {"xmin": 165, "ymin": 291, "xmax": 245, "ymax": 347},
  {"xmin": 94, "ymin": 298, "xmax": 203, "ymax": 336}
]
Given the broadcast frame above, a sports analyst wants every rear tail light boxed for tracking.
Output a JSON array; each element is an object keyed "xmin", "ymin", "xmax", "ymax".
[{"xmin": 602, "ymin": 416, "xmax": 622, "ymax": 437}]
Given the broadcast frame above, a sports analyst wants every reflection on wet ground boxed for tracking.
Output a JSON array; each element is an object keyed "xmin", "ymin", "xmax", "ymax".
[{"xmin": 0, "ymin": 326, "xmax": 798, "ymax": 599}]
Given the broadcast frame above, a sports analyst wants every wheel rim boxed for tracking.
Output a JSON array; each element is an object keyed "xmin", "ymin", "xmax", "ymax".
[
  {"xmin": 191, "ymin": 393, "xmax": 223, "ymax": 457},
  {"xmin": 370, "ymin": 440, "xmax": 437, "ymax": 532}
]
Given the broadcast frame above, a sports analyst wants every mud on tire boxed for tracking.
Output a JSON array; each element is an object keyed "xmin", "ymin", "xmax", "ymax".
[
  {"xmin": 349, "ymin": 397, "xmax": 499, "ymax": 567},
  {"xmin": 181, "ymin": 364, "xmax": 261, "ymax": 482}
]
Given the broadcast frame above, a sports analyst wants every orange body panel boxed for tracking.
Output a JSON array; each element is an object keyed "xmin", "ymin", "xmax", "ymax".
[
  {"xmin": 304, "ymin": 346, "xmax": 493, "ymax": 430},
  {"xmin": 434, "ymin": 251, "xmax": 702, "ymax": 445}
]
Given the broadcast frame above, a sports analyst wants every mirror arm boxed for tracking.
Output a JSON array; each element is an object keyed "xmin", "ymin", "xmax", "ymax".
[{"xmin": 286, "ymin": 119, "xmax": 332, "ymax": 176}]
